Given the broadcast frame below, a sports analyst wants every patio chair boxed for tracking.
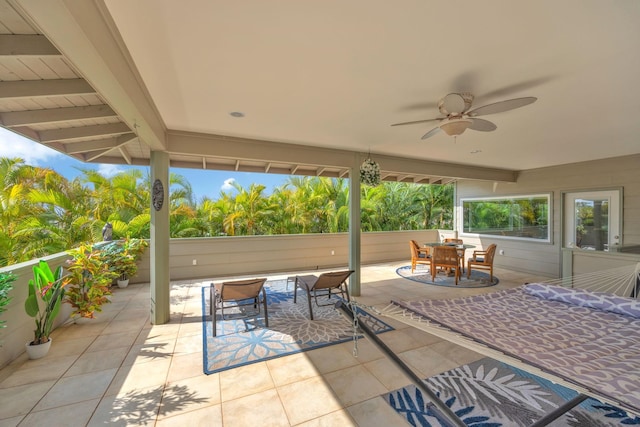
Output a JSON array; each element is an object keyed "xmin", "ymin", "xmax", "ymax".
[
  {"xmin": 431, "ymin": 245, "xmax": 461, "ymax": 285},
  {"xmin": 410, "ymin": 240, "xmax": 432, "ymax": 273},
  {"xmin": 210, "ymin": 278, "xmax": 268, "ymax": 336},
  {"xmin": 293, "ymin": 270, "xmax": 354, "ymax": 320},
  {"xmin": 467, "ymin": 244, "xmax": 497, "ymax": 281},
  {"xmin": 444, "ymin": 238, "xmax": 465, "ymax": 272}
]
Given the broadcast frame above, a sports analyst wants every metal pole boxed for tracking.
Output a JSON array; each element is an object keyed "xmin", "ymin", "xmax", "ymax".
[
  {"xmin": 529, "ymin": 394, "xmax": 588, "ymax": 427},
  {"xmin": 335, "ymin": 301, "xmax": 467, "ymax": 427}
]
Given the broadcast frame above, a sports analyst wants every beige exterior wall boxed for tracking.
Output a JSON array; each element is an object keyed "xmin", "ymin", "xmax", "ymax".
[
  {"xmin": 457, "ymin": 153, "xmax": 640, "ymax": 277},
  {"xmin": 135, "ymin": 229, "xmax": 441, "ymax": 282},
  {"xmin": 0, "ymin": 229, "xmax": 439, "ymax": 368}
]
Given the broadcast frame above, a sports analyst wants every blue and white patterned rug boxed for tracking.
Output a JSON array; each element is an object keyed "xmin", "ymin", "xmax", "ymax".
[
  {"xmin": 201, "ymin": 280, "xmax": 392, "ymax": 374},
  {"xmin": 396, "ymin": 265, "xmax": 499, "ymax": 288},
  {"xmin": 384, "ymin": 357, "xmax": 640, "ymax": 426}
]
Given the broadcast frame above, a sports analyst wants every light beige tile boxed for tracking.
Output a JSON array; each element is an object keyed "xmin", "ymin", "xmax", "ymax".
[
  {"xmin": 87, "ymin": 384, "xmax": 163, "ymax": 427},
  {"xmin": 0, "ymin": 355, "xmax": 77, "ymax": 388},
  {"xmin": 0, "ymin": 381, "xmax": 55, "ymax": 419},
  {"xmin": 105, "ymin": 358, "xmax": 171, "ymax": 395},
  {"xmin": 337, "ymin": 338, "xmax": 384, "ymax": 364},
  {"xmin": 219, "ymin": 362, "xmax": 274, "ymax": 401},
  {"xmin": 305, "ymin": 343, "xmax": 359, "ymax": 374},
  {"xmin": 0, "ymin": 415, "xmax": 24, "ymax": 427},
  {"xmin": 122, "ymin": 341, "xmax": 175, "ymax": 366},
  {"xmin": 44, "ymin": 336, "xmax": 95, "ymax": 358},
  {"xmin": 429, "ymin": 340, "xmax": 484, "ymax": 366},
  {"xmin": 323, "ymin": 365, "xmax": 388, "ymax": 407},
  {"xmin": 101, "ymin": 317, "xmax": 148, "ymax": 336},
  {"xmin": 19, "ymin": 398, "xmax": 99, "ymax": 427},
  {"xmin": 166, "ymin": 352, "xmax": 205, "ymax": 383},
  {"xmin": 156, "ymin": 404, "xmax": 222, "ymax": 427},
  {"xmin": 86, "ymin": 330, "xmax": 139, "ymax": 352},
  {"xmin": 296, "ymin": 409, "xmax": 357, "ymax": 427},
  {"xmin": 277, "ymin": 376, "xmax": 342, "ymax": 425},
  {"xmin": 400, "ymin": 346, "xmax": 459, "ymax": 379},
  {"xmin": 173, "ymin": 334, "xmax": 202, "ymax": 355},
  {"xmin": 267, "ymin": 352, "xmax": 320, "ymax": 387},
  {"xmin": 364, "ymin": 358, "xmax": 413, "ymax": 391},
  {"xmin": 158, "ymin": 375, "xmax": 220, "ymax": 419},
  {"xmin": 34, "ymin": 368, "xmax": 117, "ymax": 411},
  {"xmin": 347, "ymin": 396, "xmax": 407, "ymax": 427},
  {"xmin": 221, "ymin": 389, "xmax": 289, "ymax": 427},
  {"xmin": 64, "ymin": 346, "xmax": 129, "ymax": 377},
  {"xmin": 52, "ymin": 322, "xmax": 109, "ymax": 341},
  {"xmin": 377, "ymin": 329, "xmax": 430, "ymax": 354}
]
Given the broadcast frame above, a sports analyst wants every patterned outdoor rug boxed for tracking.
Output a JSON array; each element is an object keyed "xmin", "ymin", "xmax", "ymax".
[
  {"xmin": 384, "ymin": 357, "xmax": 640, "ymax": 426},
  {"xmin": 201, "ymin": 280, "xmax": 392, "ymax": 374},
  {"xmin": 396, "ymin": 265, "xmax": 499, "ymax": 288}
]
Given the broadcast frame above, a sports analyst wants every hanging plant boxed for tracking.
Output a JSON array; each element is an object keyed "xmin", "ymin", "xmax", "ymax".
[{"xmin": 360, "ymin": 157, "xmax": 381, "ymax": 187}]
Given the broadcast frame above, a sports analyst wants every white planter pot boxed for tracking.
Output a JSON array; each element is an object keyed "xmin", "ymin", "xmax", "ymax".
[
  {"xmin": 25, "ymin": 338, "xmax": 52, "ymax": 360},
  {"xmin": 117, "ymin": 278, "xmax": 130, "ymax": 288}
]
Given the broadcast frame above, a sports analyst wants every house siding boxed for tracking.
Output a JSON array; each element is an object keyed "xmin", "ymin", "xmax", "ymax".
[{"xmin": 457, "ymin": 153, "xmax": 640, "ymax": 277}]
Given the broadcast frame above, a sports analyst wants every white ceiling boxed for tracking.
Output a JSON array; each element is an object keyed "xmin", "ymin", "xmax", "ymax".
[
  {"xmin": 2, "ymin": 0, "xmax": 639, "ymax": 182},
  {"xmin": 102, "ymin": 0, "xmax": 640, "ymax": 171}
]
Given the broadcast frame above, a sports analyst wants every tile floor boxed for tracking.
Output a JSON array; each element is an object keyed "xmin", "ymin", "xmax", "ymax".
[{"xmin": 0, "ymin": 262, "xmax": 547, "ymax": 426}]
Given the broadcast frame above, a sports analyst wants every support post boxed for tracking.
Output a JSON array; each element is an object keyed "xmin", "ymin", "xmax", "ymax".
[
  {"xmin": 150, "ymin": 150, "xmax": 170, "ymax": 324},
  {"xmin": 348, "ymin": 154, "xmax": 362, "ymax": 296}
]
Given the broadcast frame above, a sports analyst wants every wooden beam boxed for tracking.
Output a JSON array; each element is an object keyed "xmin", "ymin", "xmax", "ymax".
[
  {"xmin": 0, "ymin": 79, "xmax": 95, "ymax": 99},
  {"xmin": 0, "ymin": 105, "xmax": 116, "ymax": 127},
  {"xmin": 39, "ymin": 122, "xmax": 131, "ymax": 142},
  {"xmin": 118, "ymin": 146, "xmax": 131, "ymax": 164},
  {"xmin": 60, "ymin": 133, "xmax": 135, "ymax": 154},
  {"xmin": 0, "ymin": 34, "xmax": 60, "ymax": 56}
]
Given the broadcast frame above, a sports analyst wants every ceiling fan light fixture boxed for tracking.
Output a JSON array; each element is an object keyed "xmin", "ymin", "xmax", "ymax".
[{"xmin": 440, "ymin": 118, "xmax": 473, "ymax": 136}]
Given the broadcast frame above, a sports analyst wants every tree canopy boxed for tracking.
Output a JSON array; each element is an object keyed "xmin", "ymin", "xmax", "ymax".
[{"xmin": 0, "ymin": 157, "xmax": 453, "ymax": 267}]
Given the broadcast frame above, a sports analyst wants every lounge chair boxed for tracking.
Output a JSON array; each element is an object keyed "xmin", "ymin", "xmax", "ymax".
[
  {"xmin": 293, "ymin": 270, "xmax": 354, "ymax": 320},
  {"xmin": 210, "ymin": 278, "xmax": 268, "ymax": 336}
]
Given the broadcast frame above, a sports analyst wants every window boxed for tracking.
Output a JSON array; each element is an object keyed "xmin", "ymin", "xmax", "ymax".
[
  {"xmin": 563, "ymin": 189, "xmax": 621, "ymax": 251},
  {"xmin": 462, "ymin": 194, "xmax": 551, "ymax": 242}
]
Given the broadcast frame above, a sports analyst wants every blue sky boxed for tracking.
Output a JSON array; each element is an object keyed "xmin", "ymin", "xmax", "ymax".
[{"xmin": 0, "ymin": 127, "xmax": 290, "ymax": 201}]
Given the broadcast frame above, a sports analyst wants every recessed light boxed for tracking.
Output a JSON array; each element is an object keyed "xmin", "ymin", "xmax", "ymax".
[
  {"xmin": 470, "ymin": 150, "xmax": 482, "ymax": 154},
  {"xmin": 229, "ymin": 112, "xmax": 245, "ymax": 118}
]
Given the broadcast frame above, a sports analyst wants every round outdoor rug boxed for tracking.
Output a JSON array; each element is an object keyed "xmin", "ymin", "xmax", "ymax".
[{"xmin": 396, "ymin": 265, "xmax": 499, "ymax": 288}]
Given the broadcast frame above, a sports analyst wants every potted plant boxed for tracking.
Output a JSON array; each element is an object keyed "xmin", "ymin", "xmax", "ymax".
[
  {"xmin": 0, "ymin": 271, "xmax": 17, "ymax": 330},
  {"xmin": 64, "ymin": 243, "xmax": 118, "ymax": 320},
  {"xmin": 24, "ymin": 261, "xmax": 66, "ymax": 359},
  {"xmin": 103, "ymin": 237, "xmax": 148, "ymax": 288}
]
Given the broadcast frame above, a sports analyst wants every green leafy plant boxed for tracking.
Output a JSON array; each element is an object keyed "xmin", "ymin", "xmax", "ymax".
[
  {"xmin": 0, "ymin": 271, "xmax": 17, "ymax": 329},
  {"xmin": 64, "ymin": 244, "xmax": 118, "ymax": 319},
  {"xmin": 25, "ymin": 261, "xmax": 66, "ymax": 345},
  {"xmin": 102, "ymin": 237, "xmax": 148, "ymax": 280}
]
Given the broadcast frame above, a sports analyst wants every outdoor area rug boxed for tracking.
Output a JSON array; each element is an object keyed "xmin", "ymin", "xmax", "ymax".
[
  {"xmin": 383, "ymin": 357, "xmax": 640, "ymax": 426},
  {"xmin": 396, "ymin": 265, "xmax": 499, "ymax": 288},
  {"xmin": 201, "ymin": 279, "xmax": 393, "ymax": 374}
]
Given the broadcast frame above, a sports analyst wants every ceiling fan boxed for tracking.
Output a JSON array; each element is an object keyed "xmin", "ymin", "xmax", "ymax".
[{"xmin": 391, "ymin": 93, "xmax": 537, "ymax": 140}]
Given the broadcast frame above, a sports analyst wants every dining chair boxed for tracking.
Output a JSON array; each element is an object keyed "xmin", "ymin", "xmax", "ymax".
[
  {"xmin": 410, "ymin": 240, "xmax": 431, "ymax": 273},
  {"xmin": 431, "ymin": 245, "xmax": 461, "ymax": 285},
  {"xmin": 444, "ymin": 238, "xmax": 465, "ymax": 272},
  {"xmin": 467, "ymin": 244, "xmax": 497, "ymax": 281},
  {"xmin": 294, "ymin": 270, "xmax": 354, "ymax": 320},
  {"xmin": 210, "ymin": 278, "xmax": 268, "ymax": 336}
]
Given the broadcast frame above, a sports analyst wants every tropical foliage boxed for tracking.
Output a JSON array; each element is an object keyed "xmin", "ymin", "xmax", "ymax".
[
  {"xmin": 25, "ymin": 260, "xmax": 67, "ymax": 345},
  {"xmin": 0, "ymin": 271, "xmax": 16, "ymax": 328},
  {"xmin": 0, "ymin": 157, "xmax": 453, "ymax": 267}
]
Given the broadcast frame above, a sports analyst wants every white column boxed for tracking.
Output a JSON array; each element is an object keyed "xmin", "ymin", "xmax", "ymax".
[
  {"xmin": 348, "ymin": 154, "xmax": 362, "ymax": 296},
  {"xmin": 150, "ymin": 150, "xmax": 170, "ymax": 324}
]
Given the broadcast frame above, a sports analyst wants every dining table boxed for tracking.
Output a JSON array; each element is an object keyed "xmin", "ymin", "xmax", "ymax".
[{"xmin": 423, "ymin": 242, "xmax": 476, "ymax": 274}]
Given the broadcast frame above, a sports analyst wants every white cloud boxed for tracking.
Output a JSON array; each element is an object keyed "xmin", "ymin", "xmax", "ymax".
[
  {"xmin": 0, "ymin": 128, "xmax": 62, "ymax": 165},
  {"xmin": 222, "ymin": 178, "xmax": 235, "ymax": 191},
  {"xmin": 98, "ymin": 163, "xmax": 125, "ymax": 177}
]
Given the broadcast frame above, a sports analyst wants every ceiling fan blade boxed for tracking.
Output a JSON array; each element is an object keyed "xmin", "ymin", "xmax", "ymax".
[
  {"xmin": 421, "ymin": 126, "xmax": 441, "ymax": 140},
  {"xmin": 391, "ymin": 117, "xmax": 442, "ymax": 127},
  {"xmin": 469, "ymin": 118, "xmax": 497, "ymax": 132},
  {"xmin": 467, "ymin": 97, "xmax": 537, "ymax": 117}
]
